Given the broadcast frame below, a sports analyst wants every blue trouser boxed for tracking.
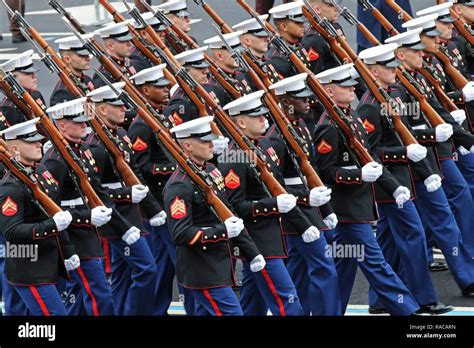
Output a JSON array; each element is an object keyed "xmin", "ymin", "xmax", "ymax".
[
  {"xmin": 285, "ymin": 234, "xmax": 341, "ymax": 315},
  {"xmin": 455, "ymin": 152, "xmax": 474, "ymax": 200},
  {"xmin": 14, "ymin": 284, "xmax": 66, "ymax": 316},
  {"xmin": 192, "ymin": 287, "xmax": 243, "ymax": 316},
  {"xmin": 440, "ymin": 159, "xmax": 474, "ymax": 255},
  {"xmin": 356, "ymin": 0, "xmax": 412, "ymax": 52},
  {"xmin": 65, "ymin": 258, "xmax": 115, "ymax": 316},
  {"xmin": 143, "ymin": 222, "xmax": 195, "ymax": 315},
  {"xmin": 1, "ymin": 232, "xmax": 29, "ymax": 316},
  {"xmin": 240, "ymin": 258, "xmax": 303, "ymax": 316},
  {"xmin": 332, "ymin": 223, "xmax": 420, "ymax": 316},
  {"xmin": 109, "ymin": 236, "xmax": 157, "ymax": 315},
  {"xmin": 368, "ymin": 201, "xmax": 438, "ymax": 308},
  {"xmin": 414, "ymin": 181, "xmax": 474, "ymax": 289}
]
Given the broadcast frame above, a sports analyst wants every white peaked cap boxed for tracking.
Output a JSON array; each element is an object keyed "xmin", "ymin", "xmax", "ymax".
[
  {"xmin": 232, "ymin": 15, "xmax": 269, "ymax": 37},
  {"xmin": 55, "ymin": 34, "xmax": 94, "ymax": 55},
  {"xmin": 1, "ymin": 50, "xmax": 38, "ymax": 73},
  {"xmin": 0, "ymin": 118, "xmax": 44, "ymax": 142},
  {"xmin": 315, "ymin": 63, "xmax": 359, "ymax": 86},
  {"xmin": 170, "ymin": 115, "xmax": 218, "ymax": 141},
  {"xmin": 416, "ymin": 3, "xmax": 454, "ymax": 23},
  {"xmin": 174, "ymin": 46, "xmax": 210, "ymax": 68},
  {"xmin": 132, "ymin": 12, "xmax": 166, "ymax": 30},
  {"xmin": 384, "ymin": 28, "xmax": 426, "ymax": 50},
  {"xmin": 358, "ymin": 43, "xmax": 401, "ymax": 67},
  {"xmin": 46, "ymin": 97, "xmax": 91, "ymax": 122},
  {"xmin": 223, "ymin": 90, "xmax": 269, "ymax": 116},
  {"xmin": 154, "ymin": 0, "xmax": 192, "ymax": 16},
  {"xmin": 269, "ymin": 2, "xmax": 305, "ymax": 23},
  {"xmin": 269, "ymin": 73, "xmax": 313, "ymax": 97},
  {"xmin": 94, "ymin": 20, "xmax": 134, "ymax": 41},
  {"xmin": 86, "ymin": 82, "xmax": 126, "ymax": 106},
  {"xmin": 129, "ymin": 63, "xmax": 170, "ymax": 86},
  {"xmin": 203, "ymin": 31, "xmax": 244, "ymax": 50},
  {"xmin": 402, "ymin": 13, "xmax": 441, "ymax": 37}
]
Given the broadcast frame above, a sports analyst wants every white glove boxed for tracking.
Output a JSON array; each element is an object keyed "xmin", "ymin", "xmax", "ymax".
[
  {"xmin": 121, "ymin": 226, "xmax": 141, "ymax": 245},
  {"xmin": 263, "ymin": 118, "xmax": 270, "ymax": 131},
  {"xmin": 91, "ymin": 206, "xmax": 112, "ymax": 227},
  {"xmin": 53, "ymin": 211, "xmax": 73, "ymax": 231},
  {"xmin": 458, "ymin": 146, "xmax": 471, "ymax": 156},
  {"xmin": 450, "ymin": 110, "xmax": 467, "ymax": 126},
  {"xmin": 302, "ymin": 226, "xmax": 320, "ymax": 243},
  {"xmin": 361, "ymin": 162, "xmax": 383, "ymax": 182},
  {"xmin": 276, "ymin": 194, "xmax": 297, "ymax": 213},
  {"xmin": 42, "ymin": 140, "xmax": 53, "ymax": 154},
  {"xmin": 131, "ymin": 184, "xmax": 149, "ymax": 204},
  {"xmin": 149, "ymin": 211, "xmax": 167, "ymax": 227},
  {"xmin": 435, "ymin": 124, "xmax": 453, "ymax": 142},
  {"xmin": 64, "ymin": 254, "xmax": 80, "ymax": 272},
  {"xmin": 309, "ymin": 186, "xmax": 332, "ymax": 207},
  {"xmin": 471, "ymin": 145, "xmax": 474, "ymax": 154},
  {"xmin": 250, "ymin": 254, "xmax": 266, "ymax": 272},
  {"xmin": 212, "ymin": 136, "xmax": 230, "ymax": 155},
  {"xmin": 406, "ymin": 144, "xmax": 427, "ymax": 162},
  {"xmin": 393, "ymin": 186, "xmax": 411, "ymax": 207},
  {"xmin": 462, "ymin": 81, "xmax": 474, "ymax": 102},
  {"xmin": 224, "ymin": 216, "xmax": 244, "ymax": 238},
  {"xmin": 323, "ymin": 213, "xmax": 338, "ymax": 229},
  {"xmin": 424, "ymin": 174, "xmax": 442, "ymax": 193}
]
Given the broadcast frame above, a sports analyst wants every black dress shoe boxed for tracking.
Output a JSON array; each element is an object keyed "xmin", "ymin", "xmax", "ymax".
[
  {"xmin": 12, "ymin": 35, "xmax": 27, "ymax": 43},
  {"xmin": 462, "ymin": 284, "xmax": 474, "ymax": 298},
  {"xmin": 429, "ymin": 261, "xmax": 448, "ymax": 272},
  {"xmin": 368, "ymin": 306, "xmax": 388, "ymax": 314},
  {"xmin": 416, "ymin": 302, "xmax": 453, "ymax": 315}
]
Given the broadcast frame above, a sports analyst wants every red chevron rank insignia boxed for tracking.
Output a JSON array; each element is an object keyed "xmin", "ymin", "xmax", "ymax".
[
  {"xmin": 317, "ymin": 139, "xmax": 333, "ymax": 154},
  {"xmin": 170, "ymin": 196, "xmax": 187, "ymax": 219},
  {"xmin": 87, "ymin": 81, "xmax": 95, "ymax": 91},
  {"xmin": 2, "ymin": 197, "xmax": 17, "ymax": 216},
  {"xmin": 362, "ymin": 119, "xmax": 375, "ymax": 134},
  {"xmin": 171, "ymin": 112, "xmax": 183, "ymax": 126},
  {"xmin": 132, "ymin": 137, "xmax": 148, "ymax": 151},
  {"xmin": 307, "ymin": 48, "xmax": 320, "ymax": 61},
  {"xmin": 224, "ymin": 169, "xmax": 240, "ymax": 189}
]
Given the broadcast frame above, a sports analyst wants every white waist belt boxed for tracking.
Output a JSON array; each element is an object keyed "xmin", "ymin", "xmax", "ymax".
[
  {"xmin": 101, "ymin": 182, "xmax": 123, "ymax": 189},
  {"xmin": 341, "ymin": 165, "xmax": 358, "ymax": 170},
  {"xmin": 412, "ymin": 124, "xmax": 428, "ymax": 130},
  {"xmin": 284, "ymin": 177, "xmax": 303, "ymax": 186},
  {"xmin": 60, "ymin": 197, "xmax": 84, "ymax": 207}
]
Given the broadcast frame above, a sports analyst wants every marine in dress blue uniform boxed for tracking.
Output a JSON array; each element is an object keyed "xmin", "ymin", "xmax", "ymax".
[
  {"xmin": 42, "ymin": 98, "xmax": 116, "ymax": 316},
  {"xmin": 357, "ymin": 44, "xmax": 452, "ymax": 314},
  {"xmin": 0, "ymin": 119, "xmax": 76, "ymax": 316},
  {"xmin": 386, "ymin": 29, "xmax": 474, "ymax": 297},
  {"xmin": 313, "ymin": 64, "xmax": 421, "ymax": 315},
  {"xmin": 85, "ymin": 84, "xmax": 159, "ymax": 315},
  {"xmin": 220, "ymin": 91, "xmax": 316, "ymax": 316},
  {"xmin": 267, "ymin": 73, "xmax": 341, "ymax": 315},
  {"xmin": 164, "ymin": 116, "xmax": 265, "ymax": 316}
]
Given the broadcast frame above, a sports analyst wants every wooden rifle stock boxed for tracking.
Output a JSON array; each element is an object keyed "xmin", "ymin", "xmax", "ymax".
[
  {"xmin": 237, "ymin": 0, "xmax": 373, "ymax": 165},
  {"xmin": 0, "ymin": 139, "xmax": 62, "ymax": 216},
  {"xmin": 195, "ymin": 0, "xmax": 233, "ymax": 33},
  {"xmin": 97, "ymin": 0, "xmax": 177, "ymax": 85},
  {"xmin": 301, "ymin": 4, "xmax": 418, "ymax": 146},
  {"xmin": 384, "ymin": 0, "xmax": 469, "ymax": 90},
  {"xmin": 0, "ymin": 76, "xmax": 103, "ymax": 208}
]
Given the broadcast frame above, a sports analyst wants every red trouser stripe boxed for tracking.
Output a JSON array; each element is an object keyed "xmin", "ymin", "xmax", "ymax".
[
  {"xmin": 77, "ymin": 266, "xmax": 100, "ymax": 316},
  {"xmin": 29, "ymin": 286, "xmax": 51, "ymax": 316},
  {"xmin": 102, "ymin": 239, "xmax": 111, "ymax": 274},
  {"xmin": 260, "ymin": 268, "xmax": 286, "ymax": 316},
  {"xmin": 202, "ymin": 289, "xmax": 223, "ymax": 316}
]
